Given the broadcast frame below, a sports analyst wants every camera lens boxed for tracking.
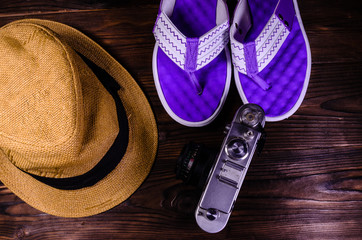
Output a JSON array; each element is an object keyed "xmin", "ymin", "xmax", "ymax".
[{"xmin": 176, "ymin": 142, "xmax": 217, "ymax": 188}]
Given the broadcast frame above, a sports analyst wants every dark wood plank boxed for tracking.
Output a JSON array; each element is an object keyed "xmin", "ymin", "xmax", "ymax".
[
  {"xmin": 0, "ymin": 0, "xmax": 361, "ymax": 239},
  {"xmin": 0, "ymin": 0, "xmax": 158, "ymax": 15}
]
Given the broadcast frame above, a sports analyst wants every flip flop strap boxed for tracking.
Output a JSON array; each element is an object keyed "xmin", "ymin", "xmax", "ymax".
[
  {"xmin": 153, "ymin": 11, "xmax": 229, "ymax": 93},
  {"xmin": 231, "ymin": 0, "xmax": 294, "ymax": 90}
]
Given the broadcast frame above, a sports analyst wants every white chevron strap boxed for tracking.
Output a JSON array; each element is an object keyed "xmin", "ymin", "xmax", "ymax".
[
  {"xmin": 231, "ymin": 14, "xmax": 290, "ymax": 75},
  {"xmin": 153, "ymin": 11, "xmax": 229, "ymax": 71},
  {"xmin": 230, "ymin": 40, "xmax": 246, "ymax": 74},
  {"xmin": 197, "ymin": 20, "xmax": 229, "ymax": 70},
  {"xmin": 255, "ymin": 14, "xmax": 290, "ymax": 70}
]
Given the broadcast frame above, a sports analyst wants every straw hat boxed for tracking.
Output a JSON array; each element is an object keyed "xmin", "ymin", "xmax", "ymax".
[{"xmin": 0, "ymin": 19, "xmax": 158, "ymax": 217}]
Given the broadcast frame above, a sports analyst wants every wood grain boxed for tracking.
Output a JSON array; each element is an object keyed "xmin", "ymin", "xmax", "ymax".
[{"xmin": 0, "ymin": 0, "xmax": 362, "ymax": 239}]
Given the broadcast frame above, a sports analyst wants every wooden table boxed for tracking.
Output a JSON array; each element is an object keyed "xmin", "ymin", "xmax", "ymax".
[{"xmin": 0, "ymin": 0, "xmax": 361, "ymax": 239}]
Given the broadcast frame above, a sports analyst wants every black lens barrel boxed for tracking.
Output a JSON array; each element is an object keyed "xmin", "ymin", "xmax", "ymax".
[{"xmin": 176, "ymin": 142, "xmax": 217, "ymax": 188}]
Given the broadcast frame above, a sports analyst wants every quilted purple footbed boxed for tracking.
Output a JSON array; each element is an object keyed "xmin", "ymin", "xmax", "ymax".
[
  {"xmin": 156, "ymin": 0, "xmax": 228, "ymax": 123},
  {"xmin": 238, "ymin": 0, "xmax": 308, "ymax": 118}
]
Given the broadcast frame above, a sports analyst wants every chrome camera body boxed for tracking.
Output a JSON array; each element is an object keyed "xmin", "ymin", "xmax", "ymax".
[{"xmin": 176, "ymin": 104, "xmax": 266, "ymax": 233}]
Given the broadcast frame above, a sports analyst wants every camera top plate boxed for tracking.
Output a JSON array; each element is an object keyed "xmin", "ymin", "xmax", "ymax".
[{"xmin": 195, "ymin": 104, "xmax": 265, "ymax": 233}]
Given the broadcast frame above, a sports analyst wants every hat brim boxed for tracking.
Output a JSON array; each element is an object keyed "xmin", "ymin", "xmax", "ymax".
[{"xmin": 0, "ymin": 19, "xmax": 158, "ymax": 217}]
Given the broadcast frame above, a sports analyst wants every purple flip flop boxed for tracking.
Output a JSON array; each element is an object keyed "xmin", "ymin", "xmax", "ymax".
[
  {"xmin": 153, "ymin": 0, "xmax": 231, "ymax": 127},
  {"xmin": 230, "ymin": 0, "xmax": 311, "ymax": 121}
]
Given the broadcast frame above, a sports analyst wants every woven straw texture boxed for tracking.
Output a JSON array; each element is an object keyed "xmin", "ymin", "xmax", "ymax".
[{"xmin": 0, "ymin": 19, "xmax": 158, "ymax": 217}]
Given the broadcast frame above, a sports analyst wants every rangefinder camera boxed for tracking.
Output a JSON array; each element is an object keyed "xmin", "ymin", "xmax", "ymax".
[{"xmin": 176, "ymin": 104, "xmax": 266, "ymax": 233}]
